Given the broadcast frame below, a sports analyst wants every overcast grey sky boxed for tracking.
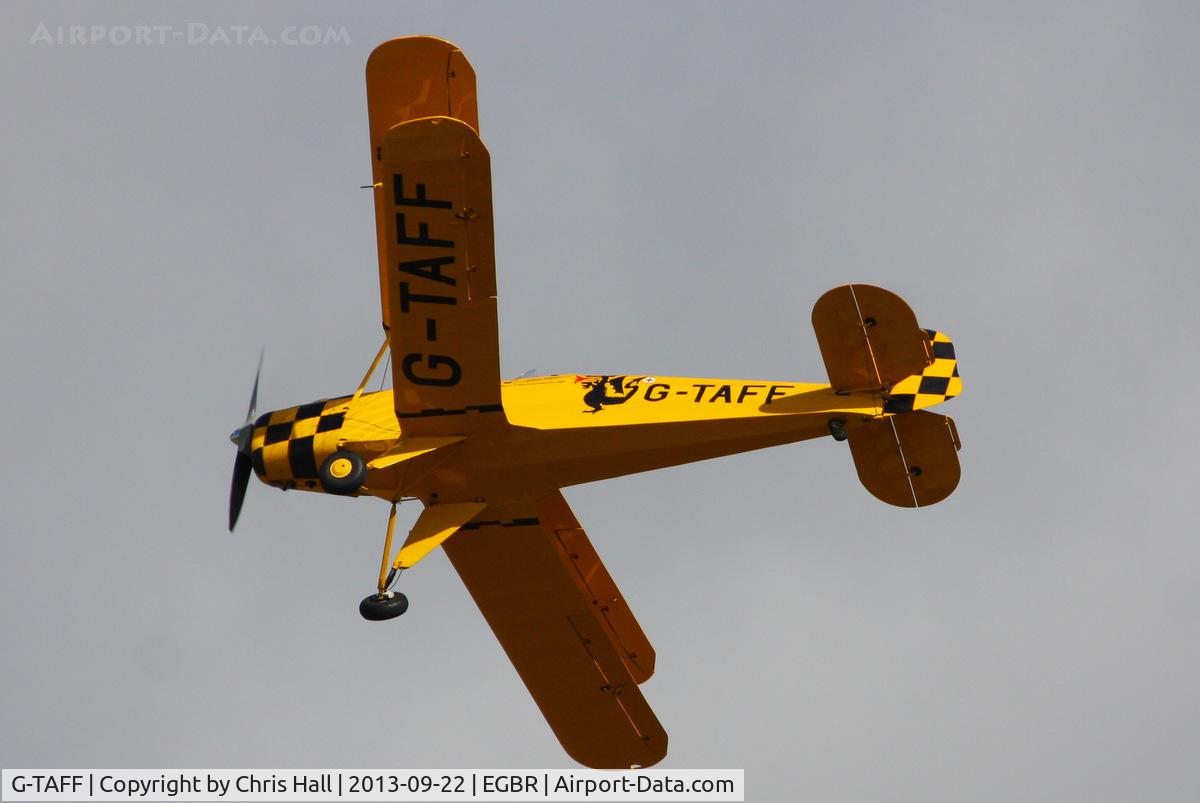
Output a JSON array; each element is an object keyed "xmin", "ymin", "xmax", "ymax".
[{"xmin": 3, "ymin": 2, "xmax": 1199, "ymax": 800}]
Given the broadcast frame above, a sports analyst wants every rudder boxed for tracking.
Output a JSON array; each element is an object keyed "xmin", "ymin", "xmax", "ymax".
[{"xmin": 883, "ymin": 330, "xmax": 962, "ymax": 413}]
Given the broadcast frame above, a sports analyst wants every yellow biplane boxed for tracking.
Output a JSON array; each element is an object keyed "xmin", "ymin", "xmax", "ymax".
[{"xmin": 227, "ymin": 37, "xmax": 964, "ymax": 769}]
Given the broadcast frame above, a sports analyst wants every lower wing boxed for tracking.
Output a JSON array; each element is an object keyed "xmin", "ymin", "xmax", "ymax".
[{"xmin": 442, "ymin": 492, "xmax": 666, "ymax": 768}]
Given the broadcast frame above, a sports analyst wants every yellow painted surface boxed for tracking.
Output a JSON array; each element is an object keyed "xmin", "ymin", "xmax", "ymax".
[
  {"xmin": 848, "ymin": 412, "xmax": 962, "ymax": 507},
  {"xmin": 367, "ymin": 36, "xmax": 479, "ymax": 332},
  {"xmin": 368, "ymin": 436, "xmax": 464, "ymax": 469},
  {"xmin": 442, "ymin": 499, "xmax": 667, "ymax": 769},
  {"xmin": 377, "ymin": 503, "xmax": 398, "ymax": 592},
  {"xmin": 393, "ymin": 501, "xmax": 485, "ymax": 569},
  {"xmin": 248, "ymin": 368, "xmax": 948, "ymax": 501},
  {"xmin": 502, "ymin": 374, "xmax": 878, "ymax": 428},
  {"xmin": 377, "ymin": 117, "xmax": 503, "ymax": 436},
  {"xmin": 537, "ymin": 490, "xmax": 656, "ymax": 684},
  {"xmin": 812, "ymin": 283, "xmax": 929, "ymax": 391},
  {"xmin": 885, "ymin": 330, "xmax": 963, "ymax": 412}
]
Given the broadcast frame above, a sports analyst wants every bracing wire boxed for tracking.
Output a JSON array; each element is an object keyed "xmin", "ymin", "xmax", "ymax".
[{"xmin": 379, "ymin": 353, "xmax": 391, "ymax": 391}]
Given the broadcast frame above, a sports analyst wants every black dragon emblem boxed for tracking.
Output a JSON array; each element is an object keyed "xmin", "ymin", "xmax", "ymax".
[{"xmin": 575, "ymin": 375, "xmax": 645, "ymax": 413}]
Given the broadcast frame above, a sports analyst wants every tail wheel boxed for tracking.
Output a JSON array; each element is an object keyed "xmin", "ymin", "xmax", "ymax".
[{"xmin": 319, "ymin": 450, "xmax": 366, "ymax": 495}]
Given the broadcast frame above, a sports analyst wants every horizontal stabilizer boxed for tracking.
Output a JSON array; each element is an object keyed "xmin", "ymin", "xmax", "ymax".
[
  {"xmin": 847, "ymin": 411, "xmax": 961, "ymax": 507},
  {"xmin": 812, "ymin": 284, "xmax": 931, "ymax": 392}
]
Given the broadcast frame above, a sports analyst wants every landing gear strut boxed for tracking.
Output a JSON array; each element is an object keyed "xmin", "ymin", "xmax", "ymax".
[{"xmin": 360, "ymin": 501, "xmax": 408, "ymax": 621}]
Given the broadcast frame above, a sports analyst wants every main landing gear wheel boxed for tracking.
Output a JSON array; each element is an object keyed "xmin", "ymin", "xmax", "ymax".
[
  {"xmin": 319, "ymin": 450, "xmax": 366, "ymax": 495},
  {"xmin": 361, "ymin": 502, "xmax": 407, "ymax": 622},
  {"xmin": 359, "ymin": 591, "xmax": 408, "ymax": 621}
]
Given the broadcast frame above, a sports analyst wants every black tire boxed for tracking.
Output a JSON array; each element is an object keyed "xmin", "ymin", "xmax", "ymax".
[
  {"xmin": 360, "ymin": 592, "xmax": 409, "ymax": 621},
  {"xmin": 319, "ymin": 450, "xmax": 366, "ymax": 495}
]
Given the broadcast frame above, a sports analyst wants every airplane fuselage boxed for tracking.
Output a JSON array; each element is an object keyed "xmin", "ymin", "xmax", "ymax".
[{"xmin": 248, "ymin": 374, "xmax": 882, "ymax": 505}]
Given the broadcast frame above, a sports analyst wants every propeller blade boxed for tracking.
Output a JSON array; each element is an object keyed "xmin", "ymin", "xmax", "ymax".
[
  {"xmin": 245, "ymin": 350, "xmax": 264, "ymax": 426},
  {"xmin": 229, "ymin": 351, "xmax": 264, "ymax": 532},
  {"xmin": 229, "ymin": 450, "xmax": 253, "ymax": 531}
]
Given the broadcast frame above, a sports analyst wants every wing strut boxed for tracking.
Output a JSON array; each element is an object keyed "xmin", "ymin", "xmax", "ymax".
[{"xmin": 353, "ymin": 337, "xmax": 390, "ymax": 402}]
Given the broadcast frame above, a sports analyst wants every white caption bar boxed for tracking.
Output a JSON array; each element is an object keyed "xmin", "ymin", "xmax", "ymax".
[{"xmin": 2, "ymin": 770, "xmax": 743, "ymax": 802}]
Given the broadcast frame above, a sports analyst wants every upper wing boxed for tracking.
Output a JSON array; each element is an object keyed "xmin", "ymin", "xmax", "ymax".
[
  {"xmin": 366, "ymin": 36, "xmax": 479, "ymax": 333},
  {"xmin": 366, "ymin": 36, "xmax": 479, "ymax": 142},
  {"xmin": 442, "ymin": 492, "xmax": 666, "ymax": 769}
]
